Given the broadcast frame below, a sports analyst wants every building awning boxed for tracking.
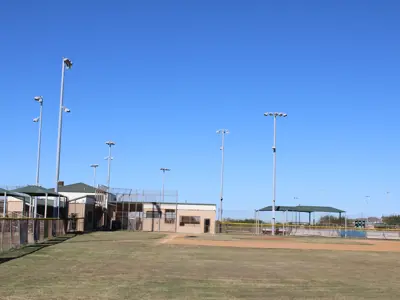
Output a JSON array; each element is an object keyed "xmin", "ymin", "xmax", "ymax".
[{"xmin": 258, "ymin": 205, "xmax": 345, "ymax": 213}]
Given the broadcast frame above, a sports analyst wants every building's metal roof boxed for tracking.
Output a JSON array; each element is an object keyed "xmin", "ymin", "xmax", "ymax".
[
  {"xmin": 259, "ymin": 205, "xmax": 345, "ymax": 213},
  {"xmin": 11, "ymin": 185, "xmax": 60, "ymax": 197},
  {"xmin": 49, "ymin": 182, "xmax": 96, "ymax": 194}
]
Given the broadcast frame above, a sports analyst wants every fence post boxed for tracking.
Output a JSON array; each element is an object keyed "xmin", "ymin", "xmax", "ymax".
[
  {"xmin": 9, "ymin": 219, "xmax": 12, "ymax": 250},
  {"xmin": 0, "ymin": 219, "xmax": 4, "ymax": 252}
]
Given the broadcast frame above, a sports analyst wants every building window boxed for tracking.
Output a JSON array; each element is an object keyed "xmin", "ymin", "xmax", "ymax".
[
  {"xmin": 146, "ymin": 211, "xmax": 161, "ymax": 218},
  {"xmin": 180, "ymin": 216, "xmax": 200, "ymax": 226},
  {"xmin": 165, "ymin": 209, "xmax": 176, "ymax": 224}
]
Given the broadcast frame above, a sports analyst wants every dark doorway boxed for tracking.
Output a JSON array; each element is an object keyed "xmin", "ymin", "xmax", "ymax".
[{"xmin": 204, "ymin": 218, "xmax": 210, "ymax": 233}]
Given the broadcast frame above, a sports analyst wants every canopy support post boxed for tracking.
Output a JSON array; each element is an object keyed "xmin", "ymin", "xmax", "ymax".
[
  {"xmin": 44, "ymin": 193, "xmax": 48, "ymax": 218},
  {"xmin": 3, "ymin": 192, "xmax": 6, "ymax": 217}
]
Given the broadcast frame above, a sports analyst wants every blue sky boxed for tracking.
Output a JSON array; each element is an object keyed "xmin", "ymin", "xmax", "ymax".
[{"xmin": 1, "ymin": 1, "xmax": 399, "ymax": 217}]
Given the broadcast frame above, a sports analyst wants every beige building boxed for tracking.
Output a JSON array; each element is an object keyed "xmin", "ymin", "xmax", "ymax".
[
  {"xmin": 141, "ymin": 202, "xmax": 216, "ymax": 234},
  {"xmin": 54, "ymin": 182, "xmax": 103, "ymax": 232}
]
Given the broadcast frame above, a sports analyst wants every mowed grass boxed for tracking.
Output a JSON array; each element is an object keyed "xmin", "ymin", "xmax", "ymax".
[{"xmin": 1, "ymin": 232, "xmax": 400, "ymax": 299}]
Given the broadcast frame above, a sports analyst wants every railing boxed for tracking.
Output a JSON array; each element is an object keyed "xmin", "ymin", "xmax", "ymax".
[
  {"xmin": 0, "ymin": 218, "xmax": 68, "ymax": 254},
  {"xmin": 218, "ymin": 222, "xmax": 400, "ymax": 240}
]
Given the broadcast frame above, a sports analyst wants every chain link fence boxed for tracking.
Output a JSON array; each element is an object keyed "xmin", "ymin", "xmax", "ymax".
[
  {"xmin": 0, "ymin": 218, "xmax": 68, "ymax": 254},
  {"xmin": 219, "ymin": 209, "xmax": 400, "ymax": 240}
]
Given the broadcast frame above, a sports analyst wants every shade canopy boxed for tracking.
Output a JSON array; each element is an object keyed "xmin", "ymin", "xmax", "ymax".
[
  {"xmin": 0, "ymin": 188, "xmax": 31, "ymax": 199},
  {"xmin": 11, "ymin": 185, "xmax": 60, "ymax": 197},
  {"xmin": 258, "ymin": 205, "xmax": 345, "ymax": 213}
]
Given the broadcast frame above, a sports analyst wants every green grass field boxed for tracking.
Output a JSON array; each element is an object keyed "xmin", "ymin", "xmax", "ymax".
[{"xmin": 1, "ymin": 232, "xmax": 400, "ymax": 299}]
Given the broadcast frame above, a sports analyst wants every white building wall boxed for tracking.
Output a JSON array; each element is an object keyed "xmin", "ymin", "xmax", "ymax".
[{"xmin": 58, "ymin": 192, "xmax": 96, "ymax": 204}]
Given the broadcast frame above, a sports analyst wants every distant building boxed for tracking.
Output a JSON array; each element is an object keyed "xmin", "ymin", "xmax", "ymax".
[
  {"xmin": 141, "ymin": 202, "xmax": 216, "ymax": 234},
  {"xmin": 51, "ymin": 182, "xmax": 105, "ymax": 231},
  {"xmin": 110, "ymin": 200, "xmax": 216, "ymax": 234}
]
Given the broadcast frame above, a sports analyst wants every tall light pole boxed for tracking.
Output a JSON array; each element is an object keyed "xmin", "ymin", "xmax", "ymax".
[
  {"xmin": 264, "ymin": 112, "xmax": 287, "ymax": 236},
  {"xmin": 216, "ymin": 129, "xmax": 229, "ymax": 233},
  {"xmin": 105, "ymin": 141, "xmax": 115, "ymax": 208},
  {"xmin": 55, "ymin": 57, "xmax": 73, "ymax": 217},
  {"xmin": 294, "ymin": 196, "xmax": 299, "ymax": 224},
  {"xmin": 90, "ymin": 164, "xmax": 99, "ymax": 187},
  {"xmin": 364, "ymin": 195, "xmax": 370, "ymax": 222},
  {"xmin": 33, "ymin": 96, "xmax": 43, "ymax": 186},
  {"xmin": 160, "ymin": 168, "xmax": 171, "ymax": 202}
]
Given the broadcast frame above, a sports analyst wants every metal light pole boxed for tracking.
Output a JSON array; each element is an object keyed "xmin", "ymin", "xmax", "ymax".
[
  {"xmin": 264, "ymin": 112, "xmax": 287, "ymax": 236},
  {"xmin": 33, "ymin": 96, "xmax": 43, "ymax": 186},
  {"xmin": 294, "ymin": 196, "xmax": 299, "ymax": 225},
  {"xmin": 105, "ymin": 141, "xmax": 115, "ymax": 206},
  {"xmin": 90, "ymin": 164, "xmax": 99, "ymax": 187},
  {"xmin": 160, "ymin": 168, "xmax": 171, "ymax": 203},
  {"xmin": 216, "ymin": 129, "xmax": 229, "ymax": 233},
  {"xmin": 365, "ymin": 195, "xmax": 370, "ymax": 222},
  {"xmin": 55, "ymin": 57, "xmax": 73, "ymax": 217}
]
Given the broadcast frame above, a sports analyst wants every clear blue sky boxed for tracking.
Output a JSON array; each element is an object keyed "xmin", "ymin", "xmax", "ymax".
[{"xmin": 1, "ymin": 0, "xmax": 399, "ymax": 217}]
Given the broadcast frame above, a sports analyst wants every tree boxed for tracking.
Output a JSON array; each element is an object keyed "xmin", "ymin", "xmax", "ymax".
[
  {"xmin": 382, "ymin": 215, "xmax": 400, "ymax": 225},
  {"xmin": 224, "ymin": 218, "xmax": 264, "ymax": 224},
  {"xmin": 317, "ymin": 215, "xmax": 343, "ymax": 225}
]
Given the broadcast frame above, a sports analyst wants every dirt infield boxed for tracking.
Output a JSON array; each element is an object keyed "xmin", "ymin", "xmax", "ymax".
[{"xmin": 164, "ymin": 234, "xmax": 400, "ymax": 252}]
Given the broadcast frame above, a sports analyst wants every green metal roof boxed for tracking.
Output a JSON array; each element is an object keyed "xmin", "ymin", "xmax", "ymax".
[
  {"xmin": 11, "ymin": 185, "xmax": 60, "ymax": 197},
  {"xmin": 259, "ymin": 205, "xmax": 298, "ymax": 212},
  {"xmin": 296, "ymin": 205, "xmax": 345, "ymax": 213},
  {"xmin": 108, "ymin": 201, "xmax": 216, "ymax": 206},
  {"xmin": 259, "ymin": 205, "xmax": 345, "ymax": 213},
  {"xmin": 0, "ymin": 188, "xmax": 30, "ymax": 199},
  {"xmin": 49, "ymin": 182, "xmax": 96, "ymax": 194}
]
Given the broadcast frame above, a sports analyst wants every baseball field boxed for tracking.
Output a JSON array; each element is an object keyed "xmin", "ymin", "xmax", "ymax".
[{"xmin": 0, "ymin": 231, "xmax": 400, "ymax": 299}]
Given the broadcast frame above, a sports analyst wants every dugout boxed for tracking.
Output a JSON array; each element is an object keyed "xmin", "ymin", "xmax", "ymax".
[
  {"xmin": 0, "ymin": 188, "xmax": 31, "ymax": 217},
  {"xmin": 11, "ymin": 185, "xmax": 66, "ymax": 218},
  {"xmin": 258, "ymin": 205, "xmax": 346, "ymax": 226}
]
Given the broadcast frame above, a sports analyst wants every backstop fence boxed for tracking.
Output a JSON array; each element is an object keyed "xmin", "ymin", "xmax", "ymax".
[{"xmin": 0, "ymin": 218, "xmax": 81, "ymax": 254}]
